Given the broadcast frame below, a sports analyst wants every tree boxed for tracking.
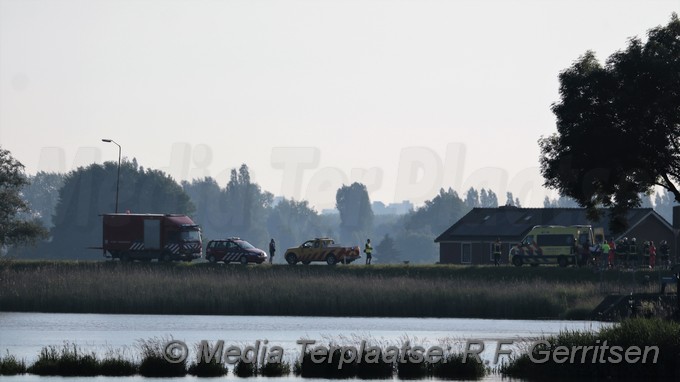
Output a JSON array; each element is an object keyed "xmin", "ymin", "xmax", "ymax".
[
  {"xmin": 404, "ymin": 188, "xmax": 467, "ymax": 236},
  {"xmin": 543, "ymin": 195, "xmax": 580, "ymax": 208},
  {"xmin": 539, "ymin": 14, "xmax": 680, "ymax": 232},
  {"xmin": 0, "ymin": 147, "xmax": 47, "ymax": 248},
  {"xmin": 375, "ymin": 233, "xmax": 403, "ymax": 263},
  {"xmin": 43, "ymin": 160, "xmax": 194, "ymax": 259},
  {"xmin": 479, "ymin": 189, "xmax": 498, "ymax": 208},
  {"xmin": 464, "ymin": 187, "xmax": 479, "ymax": 209},
  {"xmin": 20, "ymin": 171, "xmax": 65, "ymax": 229},
  {"xmin": 182, "ymin": 177, "xmax": 223, "ymax": 240},
  {"xmin": 505, "ymin": 192, "xmax": 521, "ymax": 207},
  {"xmin": 222, "ymin": 164, "xmax": 273, "ymax": 248},
  {"xmin": 336, "ymin": 182, "xmax": 374, "ymax": 244},
  {"xmin": 267, "ymin": 198, "xmax": 327, "ymax": 261},
  {"xmin": 654, "ymin": 190, "xmax": 678, "ymax": 223}
]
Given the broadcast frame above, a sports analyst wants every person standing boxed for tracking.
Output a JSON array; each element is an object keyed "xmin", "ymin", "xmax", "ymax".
[
  {"xmin": 649, "ymin": 241, "xmax": 656, "ymax": 270},
  {"xmin": 600, "ymin": 240, "xmax": 610, "ymax": 270},
  {"xmin": 493, "ymin": 238, "xmax": 502, "ymax": 266},
  {"xmin": 364, "ymin": 239, "xmax": 373, "ymax": 265},
  {"xmin": 607, "ymin": 238, "xmax": 616, "ymax": 269},
  {"xmin": 269, "ymin": 238, "xmax": 276, "ymax": 264}
]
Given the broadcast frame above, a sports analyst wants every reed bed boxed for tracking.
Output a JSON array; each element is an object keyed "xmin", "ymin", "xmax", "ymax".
[
  {"xmin": 25, "ymin": 343, "xmax": 136, "ymax": 376},
  {"xmin": 501, "ymin": 318, "xmax": 680, "ymax": 379},
  {"xmin": 0, "ymin": 351, "xmax": 26, "ymax": 375},
  {"xmin": 0, "ymin": 261, "xmax": 664, "ymax": 319}
]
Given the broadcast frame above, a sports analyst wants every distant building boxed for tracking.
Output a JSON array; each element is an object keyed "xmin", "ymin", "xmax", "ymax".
[
  {"xmin": 321, "ymin": 208, "xmax": 339, "ymax": 215},
  {"xmin": 435, "ymin": 207, "xmax": 675, "ymax": 265},
  {"xmin": 372, "ymin": 200, "xmax": 414, "ymax": 215}
]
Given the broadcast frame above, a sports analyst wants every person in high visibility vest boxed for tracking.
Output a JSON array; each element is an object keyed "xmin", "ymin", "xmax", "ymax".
[
  {"xmin": 364, "ymin": 239, "xmax": 373, "ymax": 265},
  {"xmin": 493, "ymin": 238, "xmax": 502, "ymax": 266},
  {"xmin": 600, "ymin": 240, "xmax": 611, "ymax": 270}
]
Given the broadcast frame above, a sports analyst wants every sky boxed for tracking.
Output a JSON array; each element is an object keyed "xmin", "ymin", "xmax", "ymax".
[{"xmin": 1, "ymin": 0, "xmax": 678, "ymax": 211}]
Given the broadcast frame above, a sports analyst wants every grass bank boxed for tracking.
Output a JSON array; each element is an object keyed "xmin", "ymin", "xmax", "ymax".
[
  {"xmin": 0, "ymin": 261, "xmax": 670, "ymax": 319},
  {"xmin": 502, "ymin": 318, "xmax": 680, "ymax": 379}
]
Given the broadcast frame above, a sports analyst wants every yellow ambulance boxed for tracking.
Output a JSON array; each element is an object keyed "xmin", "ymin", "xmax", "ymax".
[{"xmin": 510, "ymin": 225, "xmax": 594, "ymax": 267}]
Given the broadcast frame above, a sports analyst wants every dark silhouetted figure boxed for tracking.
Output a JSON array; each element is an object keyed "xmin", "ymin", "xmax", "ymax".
[{"xmin": 269, "ymin": 238, "xmax": 276, "ymax": 264}]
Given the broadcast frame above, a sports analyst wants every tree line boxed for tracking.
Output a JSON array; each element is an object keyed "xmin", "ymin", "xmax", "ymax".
[
  {"xmin": 4, "ymin": 145, "xmax": 680, "ymax": 263},
  {"xmin": 2, "ymin": 146, "xmax": 518, "ymax": 263}
]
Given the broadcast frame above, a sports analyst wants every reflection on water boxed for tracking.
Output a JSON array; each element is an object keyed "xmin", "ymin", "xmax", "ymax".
[{"xmin": 0, "ymin": 312, "xmax": 609, "ymax": 381}]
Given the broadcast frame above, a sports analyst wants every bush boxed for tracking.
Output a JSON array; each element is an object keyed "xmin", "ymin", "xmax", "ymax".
[
  {"xmin": 0, "ymin": 352, "xmax": 26, "ymax": 375},
  {"xmin": 259, "ymin": 360, "xmax": 291, "ymax": 377},
  {"xmin": 28, "ymin": 344, "xmax": 99, "ymax": 376},
  {"xmin": 233, "ymin": 359, "xmax": 257, "ymax": 377},
  {"xmin": 188, "ymin": 359, "xmax": 228, "ymax": 377},
  {"xmin": 137, "ymin": 337, "xmax": 186, "ymax": 377},
  {"xmin": 431, "ymin": 353, "xmax": 486, "ymax": 380}
]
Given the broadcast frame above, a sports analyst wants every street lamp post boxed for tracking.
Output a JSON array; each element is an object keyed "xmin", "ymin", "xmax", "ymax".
[{"xmin": 102, "ymin": 139, "xmax": 121, "ymax": 213}]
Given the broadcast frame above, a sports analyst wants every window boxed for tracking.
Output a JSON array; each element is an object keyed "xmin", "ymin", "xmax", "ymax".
[
  {"xmin": 461, "ymin": 243, "xmax": 472, "ymax": 264},
  {"xmin": 536, "ymin": 234, "xmax": 574, "ymax": 246}
]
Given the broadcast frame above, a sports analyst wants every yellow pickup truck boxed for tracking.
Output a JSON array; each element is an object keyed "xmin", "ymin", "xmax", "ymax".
[{"xmin": 284, "ymin": 238, "xmax": 361, "ymax": 266}]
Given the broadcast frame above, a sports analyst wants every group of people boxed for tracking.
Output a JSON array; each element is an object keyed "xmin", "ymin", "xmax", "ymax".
[
  {"xmin": 580, "ymin": 238, "xmax": 670, "ymax": 270},
  {"xmin": 264, "ymin": 238, "xmax": 374, "ymax": 265}
]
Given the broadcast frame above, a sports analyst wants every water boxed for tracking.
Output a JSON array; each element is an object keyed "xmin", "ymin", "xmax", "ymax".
[{"xmin": 0, "ymin": 313, "xmax": 610, "ymax": 381}]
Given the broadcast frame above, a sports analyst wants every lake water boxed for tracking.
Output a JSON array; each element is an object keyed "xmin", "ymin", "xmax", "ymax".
[{"xmin": 0, "ymin": 313, "xmax": 610, "ymax": 381}]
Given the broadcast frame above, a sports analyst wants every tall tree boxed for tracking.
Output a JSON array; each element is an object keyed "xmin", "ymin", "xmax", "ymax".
[
  {"xmin": 654, "ymin": 190, "xmax": 678, "ymax": 223},
  {"xmin": 404, "ymin": 188, "xmax": 467, "ymax": 237},
  {"xmin": 375, "ymin": 233, "xmax": 404, "ymax": 264},
  {"xmin": 544, "ymin": 195, "xmax": 580, "ymax": 208},
  {"xmin": 223, "ymin": 164, "xmax": 273, "ymax": 248},
  {"xmin": 336, "ymin": 182, "xmax": 373, "ymax": 244},
  {"xmin": 0, "ymin": 147, "xmax": 47, "ymax": 249},
  {"xmin": 267, "ymin": 198, "xmax": 327, "ymax": 261},
  {"xmin": 505, "ymin": 192, "xmax": 521, "ymax": 207},
  {"xmin": 479, "ymin": 188, "xmax": 498, "ymax": 208},
  {"xmin": 20, "ymin": 171, "xmax": 65, "ymax": 229},
  {"xmin": 464, "ymin": 187, "xmax": 479, "ymax": 209},
  {"xmin": 181, "ymin": 177, "xmax": 224, "ymax": 241},
  {"xmin": 43, "ymin": 160, "xmax": 194, "ymax": 259},
  {"xmin": 539, "ymin": 14, "xmax": 680, "ymax": 232}
]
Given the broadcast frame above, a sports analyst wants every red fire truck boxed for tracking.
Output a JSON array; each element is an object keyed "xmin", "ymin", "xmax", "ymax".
[{"xmin": 102, "ymin": 213, "xmax": 202, "ymax": 262}]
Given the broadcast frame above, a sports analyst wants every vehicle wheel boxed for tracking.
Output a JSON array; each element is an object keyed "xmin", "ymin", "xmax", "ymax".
[
  {"xmin": 120, "ymin": 252, "xmax": 132, "ymax": 262},
  {"xmin": 207, "ymin": 255, "xmax": 216, "ymax": 263},
  {"xmin": 512, "ymin": 256, "xmax": 523, "ymax": 267},
  {"xmin": 326, "ymin": 254, "xmax": 337, "ymax": 266},
  {"xmin": 285, "ymin": 253, "xmax": 297, "ymax": 265},
  {"xmin": 302, "ymin": 260, "xmax": 311, "ymax": 265},
  {"xmin": 558, "ymin": 256, "xmax": 568, "ymax": 268},
  {"xmin": 240, "ymin": 256, "xmax": 248, "ymax": 265}
]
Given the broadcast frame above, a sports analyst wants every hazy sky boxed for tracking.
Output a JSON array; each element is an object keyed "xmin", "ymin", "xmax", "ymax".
[{"xmin": 1, "ymin": 0, "xmax": 677, "ymax": 210}]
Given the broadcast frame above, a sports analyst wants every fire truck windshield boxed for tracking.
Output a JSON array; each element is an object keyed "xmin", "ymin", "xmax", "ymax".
[{"xmin": 181, "ymin": 230, "xmax": 201, "ymax": 241}]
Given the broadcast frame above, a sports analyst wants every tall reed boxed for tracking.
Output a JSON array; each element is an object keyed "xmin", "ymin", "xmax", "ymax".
[
  {"xmin": 0, "ymin": 261, "xmax": 665, "ymax": 319},
  {"xmin": 501, "ymin": 318, "xmax": 680, "ymax": 379}
]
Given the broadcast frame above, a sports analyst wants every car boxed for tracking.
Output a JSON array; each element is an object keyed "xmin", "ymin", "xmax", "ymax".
[
  {"xmin": 205, "ymin": 238, "xmax": 268, "ymax": 264},
  {"xmin": 284, "ymin": 238, "xmax": 360, "ymax": 266}
]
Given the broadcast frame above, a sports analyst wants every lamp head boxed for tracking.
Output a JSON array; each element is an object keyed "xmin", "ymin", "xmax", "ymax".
[{"xmin": 102, "ymin": 139, "xmax": 112, "ymax": 143}]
